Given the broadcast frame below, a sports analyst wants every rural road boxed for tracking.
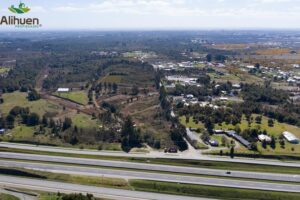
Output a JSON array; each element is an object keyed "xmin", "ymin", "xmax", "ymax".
[
  {"xmin": 0, "ymin": 175, "xmax": 213, "ymax": 200},
  {"xmin": 0, "ymin": 152, "xmax": 299, "ymax": 183},
  {"xmin": 1, "ymin": 142, "xmax": 300, "ymax": 167},
  {"xmin": 0, "ymin": 159, "xmax": 300, "ymax": 193}
]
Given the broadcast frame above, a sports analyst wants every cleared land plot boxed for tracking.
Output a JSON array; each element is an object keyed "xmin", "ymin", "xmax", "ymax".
[
  {"xmin": 256, "ymin": 48, "xmax": 293, "ymax": 55},
  {"xmin": 55, "ymin": 91, "xmax": 88, "ymax": 105},
  {"xmin": 0, "ymin": 92, "xmax": 61, "ymax": 116},
  {"xmin": 100, "ymin": 75, "xmax": 123, "ymax": 83},
  {"xmin": 72, "ymin": 113, "xmax": 101, "ymax": 129},
  {"xmin": 215, "ymin": 114, "xmax": 300, "ymax": 155}
]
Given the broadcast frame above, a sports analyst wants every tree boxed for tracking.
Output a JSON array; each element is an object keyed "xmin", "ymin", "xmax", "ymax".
[
  {"xmin": 279, "ymin": 139, "xmax": 285, "ymax": 149},
  {"xmin": 270, "ymin": 136, "xmax": 276, "ymax": 149},
  {"xmin": 255, "ymin": 116, "xmax": 262, "ymax": 124},
  {"xmin": 121, "ymin": 117, "xmax": 141, "ymax": 152},
  {"xmin": 205, "ymin": 118, "xmax": 214, "ymax": 134},
  {"xmin": 70, "ymin": 135, "xmax": 79, "ymax": 145},
  {"xmin": 262, "ymin": 139, "xmax": 267, "ymax": 149},
  {"xmin": 221, "ymin": 135, "xmax": 228, "ymax": 147},
  {"xmin": 112, "ymin": 83, "xmax": 118, "ymax": 93},
  {"xmin": 255, "ymin": 63, "xmax": 260, "ymax": 69},
  {"xmin": 6, "ymin": 114, "xmax": 15, "ymax": 129},
  {"xmin": 220, "ymin": 150, "xmax": 223, "ymax": 156},
  {"xmin": 42, "ymin": 115, "xmax": 48, "ymax": 126},
  {"xmin": 230, "ymin": 146, "xmax": 235, "ymax": 159},
  {"xmin": 63, "ymin": 117, "xmax": 72, "ymax": 131},
  {"xmin": 206, "ymin": 54, "xmax": 212, "ymax": 62},
  {"xmin": 27, "ymin": 113, "xmax": 40, "ymax": 126},
  {"xmin": 170, "ymin": 126, "xmax": 188, "ymax": 151},
  {"xmin": 268, "ymin": 119, "xmax": 274, "ymax": 127},
  {"xmin": 131, "ymin": 85, "xmax": 139, "ymax": 95},
  {"xmin": 49, "ymin": 118, "xmax": 55, "ymax": 128},
  {"xmin": 27, "ymin": 89, "xmax": 40, "ymax": 101}
]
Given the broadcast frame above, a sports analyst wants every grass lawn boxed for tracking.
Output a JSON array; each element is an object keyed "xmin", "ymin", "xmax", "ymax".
[
  {"xmin": 0, "ymin": 92, "xmax": 61, "ymax": 116},
  {"xmin": 72, "ymin": 113, "xmax": 101, "ymax": 129},
  {"xmin": 100, "ymin": 75, "xmax": 123, "ymax": 83},
  {"xmin": 55, "ymin": 91, "xmax": 88, "ymax": 105},
  {"xmin": 179, "ymin": 116, "xmax": 204, "ymax": 129}
]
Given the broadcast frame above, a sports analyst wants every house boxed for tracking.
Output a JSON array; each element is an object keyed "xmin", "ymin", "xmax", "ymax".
[
  {"xmin": 232, "ymin": 84, "xmax": 241, "ymax": 89},
  {"xmin": 258, "ymin": 134, "xmax": 271, "ymax": 143},
  {"xmin": 57, "ymin": 88, "xmax": 70, "ymax": 93},
  {"xmin": 214, "ymin": 129, "xmax": 226, "ymax": 134},
  {"xmin": 186, "ymin": 94, "xmax": 194, "ymax": 100},
  {"xmin": 282, "ymin": 131, "xmax": 299, "ymax": 144}
]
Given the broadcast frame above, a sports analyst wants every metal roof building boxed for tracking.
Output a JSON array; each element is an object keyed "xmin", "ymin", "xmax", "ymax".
[{"xmin": 283, "ymin": 131, "xmax": 299, "ymax": 144}]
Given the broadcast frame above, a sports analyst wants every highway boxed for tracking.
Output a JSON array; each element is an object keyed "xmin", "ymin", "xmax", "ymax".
[
  {"xmin": 0, "ymin": 152, "xmax": 299, "ymax": 183},
  {"xmin": 0, "ymin": 159, "xmax": 300, "ymax": 193},
  {"xmin": 0, "ymin": 175, "xmax": 211, "ymax": 200},
  {"xmin": 1, "ymin": 142, "xmax": 300, "ymax": 167}
]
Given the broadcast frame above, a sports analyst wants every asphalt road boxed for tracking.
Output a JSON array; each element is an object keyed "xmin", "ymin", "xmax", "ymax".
[
  {"xmin": 0, "ymin": 160, "xmax": 300, "ymax": 193},
  {"xmin": 0, "ymin": 152, "xmax": 299, "ymax": 183},
  {"xmin": 1, "ymin": 142, "xmax": 300, "ymax": 167},
  {"xmin": 0, "ymin": 175, "xmax": 211, "ymax": 200}
]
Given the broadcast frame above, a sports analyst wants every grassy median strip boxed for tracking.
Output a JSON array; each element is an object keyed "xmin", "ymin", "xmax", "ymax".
[
  {"xmin": 130, "ymin": 179, "xmax": 300, "ymax": 200},
  {"xmin": 1, "ymin": 147, "xmax": 300, "ymax": 175},
  {"xmin": 0, "ymin": 167, "xmax": 130, "ymax": 189}
]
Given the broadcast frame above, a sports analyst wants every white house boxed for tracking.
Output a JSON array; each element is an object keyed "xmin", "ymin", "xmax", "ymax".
[{"xmin": 258, "ymin": 134, "xmax": 271, "ymax": 143}]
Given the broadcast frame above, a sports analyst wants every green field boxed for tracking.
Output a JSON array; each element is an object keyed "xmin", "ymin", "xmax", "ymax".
[
  {"xmin": 55, "ymin": 91, "xmax": 88, "ymax": 105},
  {"xmin": 72, "ymin": 113, "xmax": 101, "ymax": 129},
  {"xmin": 100, "ymin": 75, "xmax": 123, "ymax": 83},
  {"xmin": 0, "ymin": 92, "xmax": 61, "ymax": 116}
]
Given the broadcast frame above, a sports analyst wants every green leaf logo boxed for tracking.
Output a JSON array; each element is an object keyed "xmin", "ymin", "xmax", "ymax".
[{"xmin": 9, "ymin": 2, "xmax": 30, "ymax": 14}]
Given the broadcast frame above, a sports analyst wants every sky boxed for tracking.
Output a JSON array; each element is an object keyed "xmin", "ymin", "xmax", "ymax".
[{"xmin": 1, "ymin": 0, "xmax": 300, "ymax": 30}]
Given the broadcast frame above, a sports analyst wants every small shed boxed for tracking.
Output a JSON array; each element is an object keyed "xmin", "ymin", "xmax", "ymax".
[{"xmin": 57, "ymin": 88, "xmax": 70, "ymax": 93}]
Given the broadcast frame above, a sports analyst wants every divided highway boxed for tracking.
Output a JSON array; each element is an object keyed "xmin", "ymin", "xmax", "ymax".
[
  {"xmin": 0, "ymin": 156, "xmax": 300, "ymax": 192},
  {"xmin": 1, "ymin": 157, "xmax": 300, "ymax": 192},
  {"xmin": 0, "ymin": 152, "xmax": 300, "ymax": 183}
]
